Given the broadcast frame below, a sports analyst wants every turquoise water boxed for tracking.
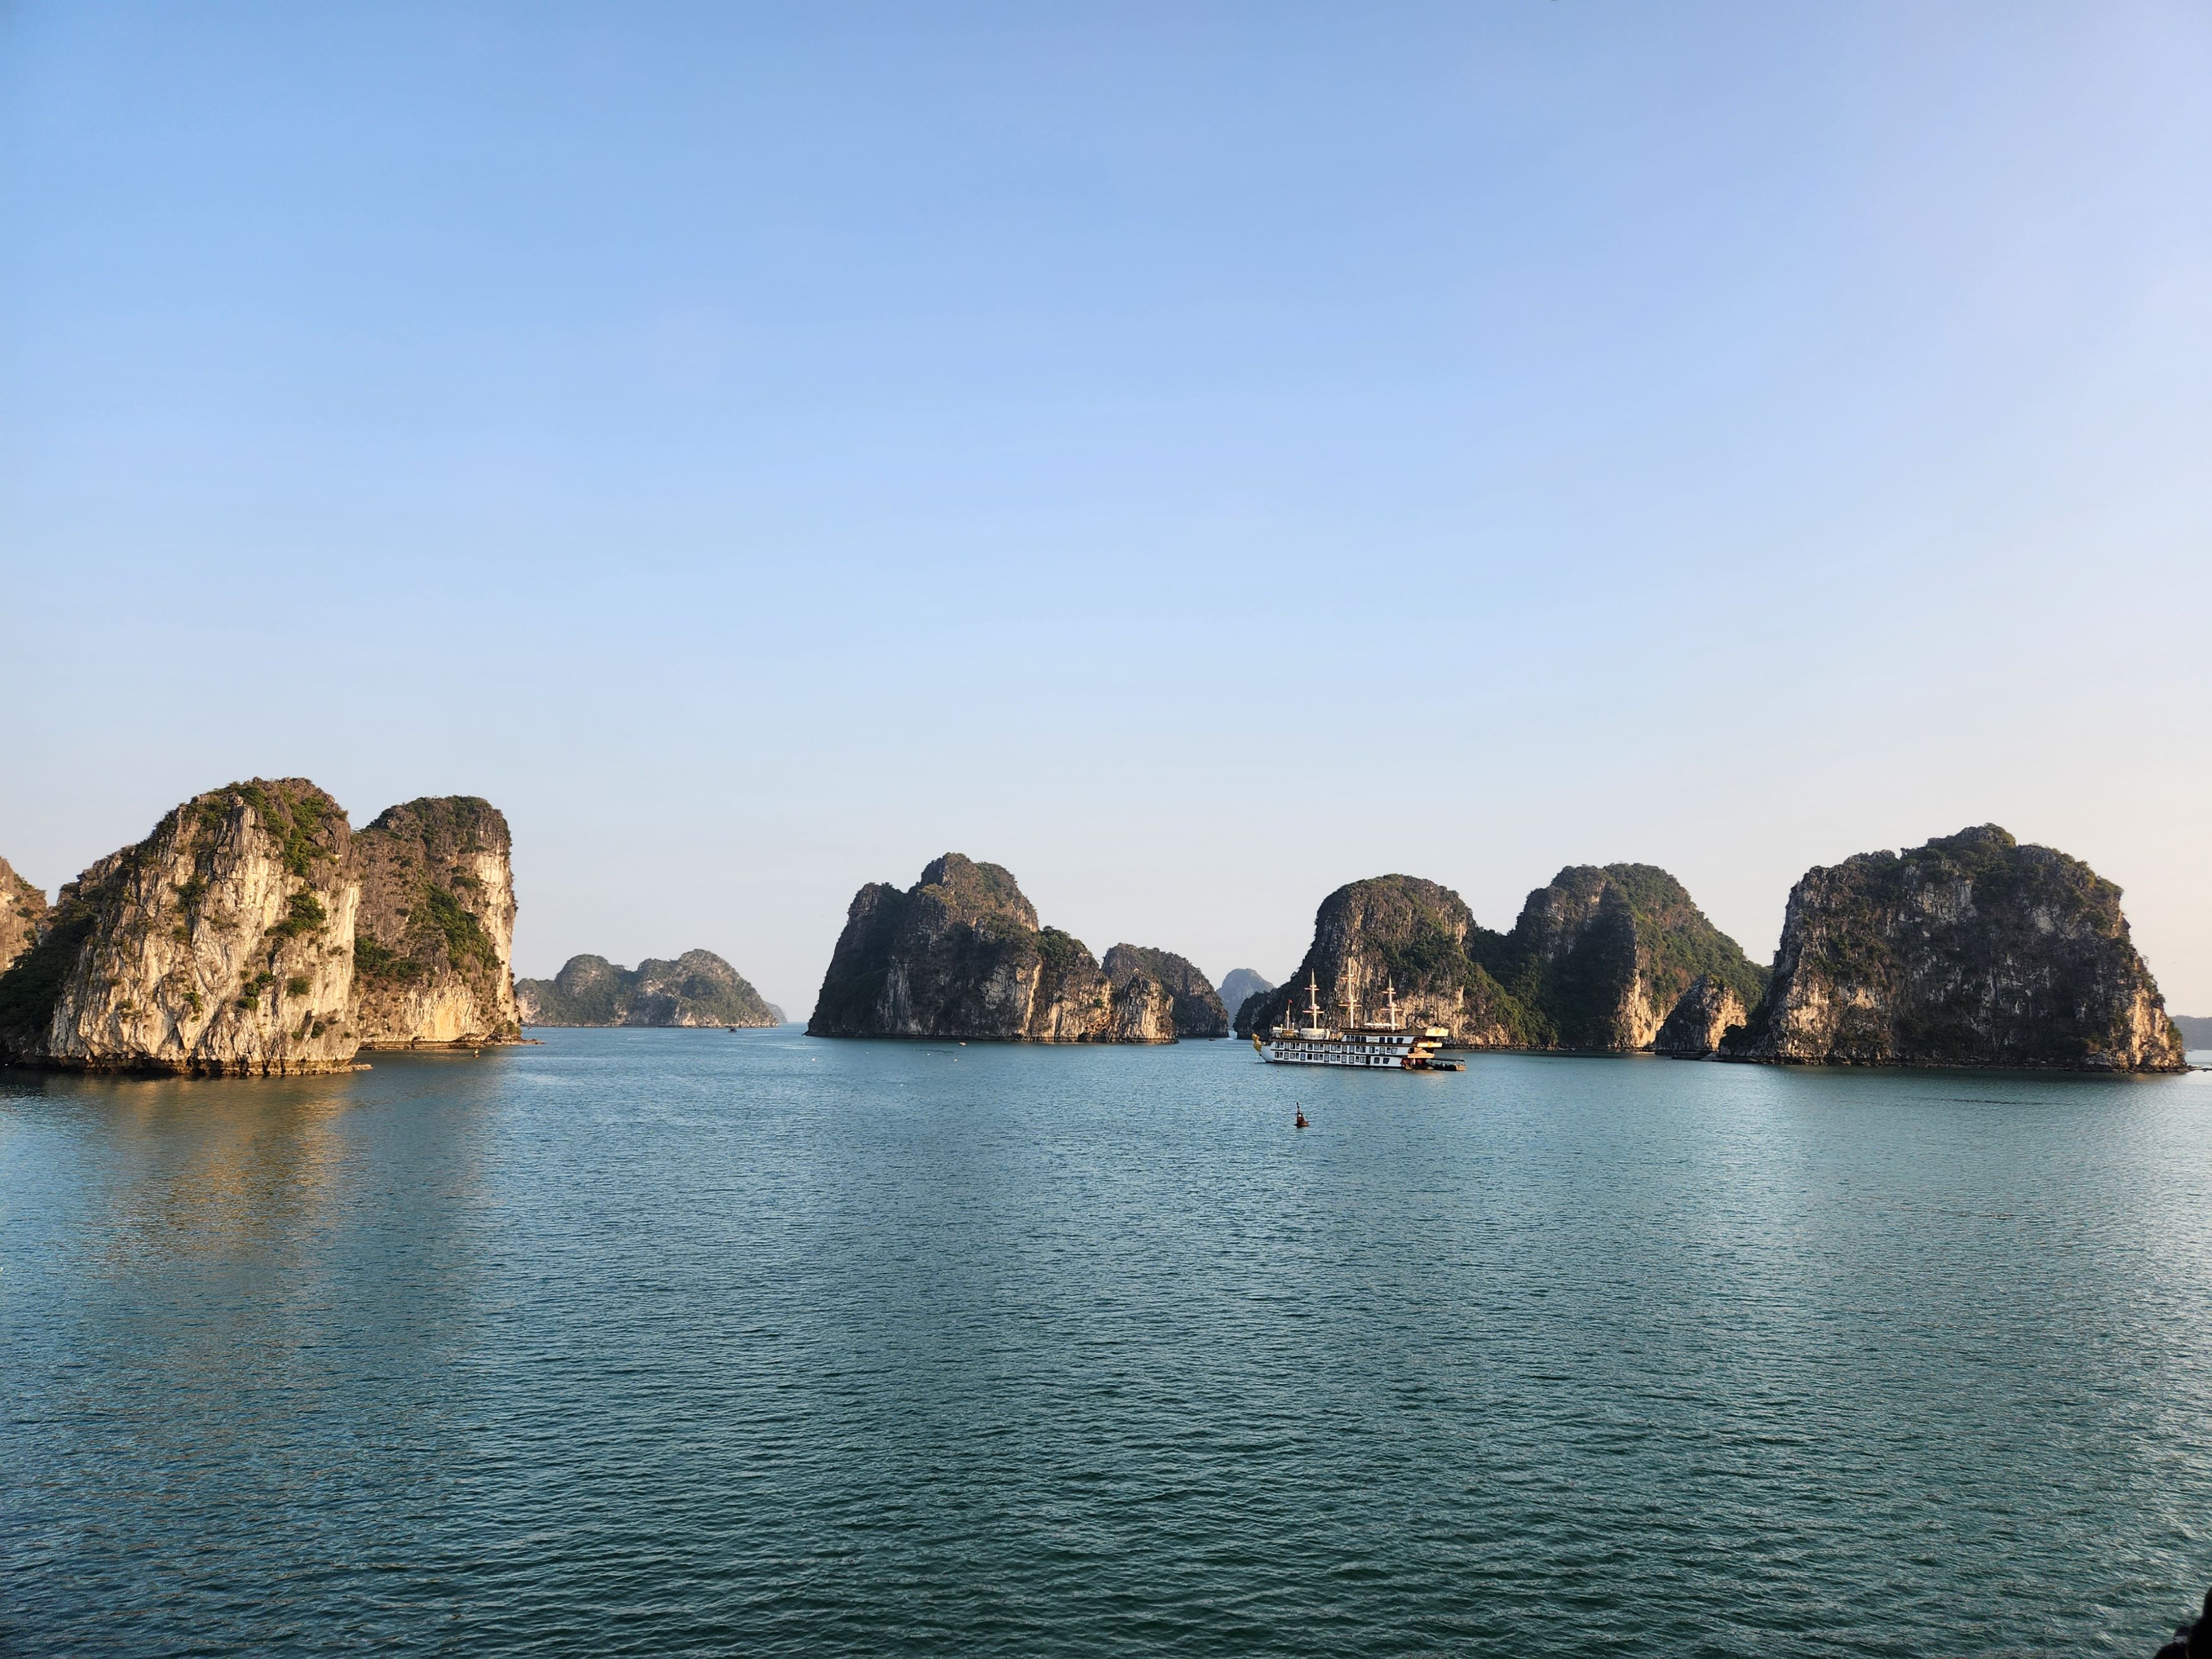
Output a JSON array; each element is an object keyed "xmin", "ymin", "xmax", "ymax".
[{"xmin": 5, "ymin": 1030, "xmax": 2210, "ymax": 1656}]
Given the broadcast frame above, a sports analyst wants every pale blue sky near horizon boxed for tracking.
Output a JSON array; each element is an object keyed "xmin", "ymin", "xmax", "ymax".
[{"xmin": 4, "ymin": 2, "xmax": 2208, "ymax": 1016}]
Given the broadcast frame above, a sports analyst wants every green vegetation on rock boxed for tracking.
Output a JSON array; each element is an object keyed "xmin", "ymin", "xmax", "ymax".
[
  {"xmin": 518, "ymin": 949, "xmax": 779, "ymax": 1028},
  {"xmin": 1243, "ymin": 865, "xmax": 1765, "ymax": 1053},
  {"xmin": 1728, "ymin": 825, "xmax": 2184, "ymax": 1071}
]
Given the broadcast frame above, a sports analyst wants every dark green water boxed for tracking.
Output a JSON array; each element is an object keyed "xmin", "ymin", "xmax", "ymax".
[{"xmin": 5, "ymin": 1030, "xmax": 2210, "ymax": 1656}]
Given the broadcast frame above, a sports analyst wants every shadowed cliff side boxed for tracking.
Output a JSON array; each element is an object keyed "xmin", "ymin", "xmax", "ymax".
[
  {"xmin": 1237, "ymin": 876, "xmax": 1531, "ymax": 1045},
  {"xmin": 351, "ymin": 797, "xmax": 521, "ymax": 1048},
  {"xmin": 808, "ymin": 854, "xmax": 1179, "ymax": 1042},
  {"xmin": 1217, "ymin": 969, "xmax": 1273, "ymax": 1034},
  {"xmin": 0, "ymin": 780, "xmax": 360, "ymax": 1074},
  {"xmin": 0, "ymin": 855, "xmax": 46, "ymax": 976},
  {"xmin": 1489, "ymin": 865, "xmax": 1768, "ymax": 1050},
  {"xmin": 1238, "ymin": 866, "xmax": 1765, "ymax": 1052},
  {"xmin": 1104, "ymin": 945, "xmax": 1229, "ymax": 1038},
  {"xmin": 1653, "ymin": 975, "xmax": 1749, "ymax": 1057},
  {"xmin": 1723, "ymin": 825, "xmax": 2185, "ymax": 1071}
]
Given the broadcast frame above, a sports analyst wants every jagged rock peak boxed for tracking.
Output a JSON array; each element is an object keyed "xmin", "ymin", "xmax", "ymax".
[
  {"xmin": 1497, "ymin": 864, "xmax": 1768, "ymax": 1052},
  {"xmin": 1725, "ymin": 825, "xmax": 2185, "ymax": 1071},
  {"xmin": 1653, "ymin": 974, "xmax": 1748, "ymax": 1059},
  {"xmin": 0, "ymin": 779, "xmax": 361, "ymax": 1074},
  {"xmin": 1241, "ymin": 874, "xmax": 1528, "ymax": 1045},
  {"xmin": 1104, "ymin": 945, "xmax": 1229, "ymax": 1038},
  {"xmin": 352, "ymin": 796, "xmax": 521, "ymax": 1048},
  {"xmin": 0, "ymin": 855, "xmax": 47, "ymax": 976},
  {"xmin": 1243, "ymin": 865, "xmax": 1764, "ymax": 1052},
  {"xmin": 516, "ymin": 949, "xmax": 779, "ymax": 1028},
  {"xmin": 1218, "ymin": 969, "xmax": 1274, "ymax": 1035},
  {"xmin": 807, "ymin": 854, "xmax": 1174, "ymax": 1042}
]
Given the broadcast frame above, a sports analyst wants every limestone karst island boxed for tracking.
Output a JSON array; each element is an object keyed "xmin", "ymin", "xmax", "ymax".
[
  {"xmin": 798, "ymin": 831, "xmax": 2185, "ymax": 1073},
  {"xmin": 0, "ymin": 808, "xmax": 2191, "ymax": 1076}
]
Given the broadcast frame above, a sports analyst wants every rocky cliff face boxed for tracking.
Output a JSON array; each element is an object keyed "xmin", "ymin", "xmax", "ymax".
[
  {"xmin": 0, "ymin": 855, "xmax": 46, "ymax": 976},
  {"xmin": 807, "ymin": 854, "xmax": 1177, "ymax": 1042},
  {"xmin": 1218, "ymin": 968, "xmax": 1274, "ymax": 1035},
  {"xmin": 1653, "ymin": 974, "xmax": 1748, "ymax": 1057},
  {"xmin": 1104, "ymin": 945, "xmax": 1229, "ymax": 1038},
  {"xmin": 0, "ymin": 780, "xmax": 360, "ymax": 1074},
  {"xmin": 1244, "ymin": 866, "xmax": 1765, "ymax": 1051},
  {"xmin": 1725, "ymin": 826, "xmax": 2185, "ymax": 1071},
  {"xmin": 351, "ymin": 797, "xmax": 520, "ymax": 1048},
  {"xmin": 1240, "ymin": 876, "xmax": 1531, "ymax": 1045},
  {"xmin": 1494, "ymin": 865, "xmax": 1768, "ymax": 1051},
  {"xmin": 516, "ymin": 949, "xmax": 780, "ymax": 1027}
]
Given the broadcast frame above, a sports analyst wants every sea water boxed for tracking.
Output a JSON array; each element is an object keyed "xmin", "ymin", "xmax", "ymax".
[{"xmin": 4, "ymin": 1030, "xmax": 2209, "ymax": 1656}]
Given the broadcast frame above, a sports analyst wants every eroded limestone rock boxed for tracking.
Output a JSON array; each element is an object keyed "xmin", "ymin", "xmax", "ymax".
[
  {"xmin": 351, "ymin": 796, "xmax": 520, "ymax": 1048},
  {"xmin": 1724, "ymin": 825, "xmax": 2185, "ymax": 1071},
  {"xmin": 0, "ymin": 780, "xmax": 359, "ymax": 1074},
  {"xmin": 808, "ymin": 854, "xmax": 1177, "ymax": 1042}
]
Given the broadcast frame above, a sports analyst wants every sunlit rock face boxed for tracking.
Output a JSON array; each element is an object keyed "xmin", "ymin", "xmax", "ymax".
[
  {"xmin": 0, "ymin": 855, "xmax": 46, "ymax": 977},
  {"xmin": 1724, "ymin": 826, "xmax": 2186, "ymax": 1073},
  {"xmin": 0, "ymin": 780, "xmax": 360, "ymax": 1075},
  {"xmin": 806, "ymin": 853, "xmax": 1179, "ymax": 1042},
  {"xmin": 1239, "ymin": 875, "xmax": 1525, "ymax": 1046},
  {"xmin": 351, "ymin": 797, "xmax": 521, "ymax": 1048},
  {"xmin": 1104, "ymin": 945, "xmax": 1228, "ymax": 1038},
  {"xmin": 1653, "ymin": 974, "xmax": 1748, "ymax": 1058}
]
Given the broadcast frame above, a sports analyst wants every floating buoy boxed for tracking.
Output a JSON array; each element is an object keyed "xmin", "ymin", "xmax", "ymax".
[{"xmin": 1294, "ymin": 1109, "xmax": 1308, "ymax": 1129}]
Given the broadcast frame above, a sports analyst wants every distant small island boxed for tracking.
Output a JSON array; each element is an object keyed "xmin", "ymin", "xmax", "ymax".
[
  {"xmin": 517, "ymin": 951, "xmax": 782, "ymax": 1028},
  {"xmin": 1216, "ymin": 968, "xmax": 1275, "ymax": 1033}
]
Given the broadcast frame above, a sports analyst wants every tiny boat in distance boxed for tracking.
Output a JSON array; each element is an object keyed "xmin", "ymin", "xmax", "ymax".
[{"xmin": 1256, "ymin": 975, "xmax": 1464, "ymax": 1071}]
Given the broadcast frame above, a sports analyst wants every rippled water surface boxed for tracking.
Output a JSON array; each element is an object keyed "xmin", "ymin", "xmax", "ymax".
[{"xmin": 6, "ymin": 1031, "xmax": 2211, "ymax": 1656}]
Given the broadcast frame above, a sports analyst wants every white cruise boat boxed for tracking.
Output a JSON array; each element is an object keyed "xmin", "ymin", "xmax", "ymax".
[{"xmin": 1255, "ymin": 975, "xmax": 1464, "ymax": 1071}]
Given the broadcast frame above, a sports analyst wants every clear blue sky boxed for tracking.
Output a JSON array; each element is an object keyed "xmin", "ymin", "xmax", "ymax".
[{"xmin": 4, "ymin": 3, "xmax": 2208, "ymax": 1016}]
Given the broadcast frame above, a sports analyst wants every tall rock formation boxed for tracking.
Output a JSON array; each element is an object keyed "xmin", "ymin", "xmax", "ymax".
[
  {"xmin": 1653, "ymin": 974, "xmax": 1749, "ymax": 1058},
  {"xmin": 351, "ymin": 797, "xmax": 521, "ymax": 1048},
  {"xmin": 1491, "ymin": 865, "xmax": 1768, "ymax": 1051},
  {"xmin": 1239, "ymin": 876, "xmax": 1533, "ymax": 1045},
  {"xmin": 0, "ymin": 780, "xmax": 360, "ymax": 1074},
  {"xmin": 806, "ymin": 854, "xmax": 1179, "ymax": 1042},
  {"xmin": 1725, "ymin": 826, "xmax": 2186, "ymax": 1071},
  {"xmin": 517, "ymin": 950, "xmax": 780, "ymax": 1028},
  {"xmin": 1217, "ymin": 968, "xmax": 1274, "ymax": 1034},
  {"xmin": 1, "ymin": 855, "xmax": 47, "ymax": 976},
  {"xmin": 1103, "ymin": 945, "xmax": 1229, "ymax": 1038},
  {"xmin": 1243, "ymin": 865, "xmax": 1764, "ymax": 1052}
]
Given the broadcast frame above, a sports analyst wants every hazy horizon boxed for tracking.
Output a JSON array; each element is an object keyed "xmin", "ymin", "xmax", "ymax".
[{"xmin": 6, "ymin": 3, "xmax": 2208, "ymax": 1016}]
